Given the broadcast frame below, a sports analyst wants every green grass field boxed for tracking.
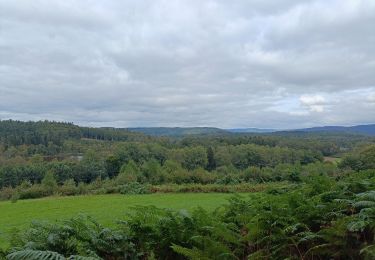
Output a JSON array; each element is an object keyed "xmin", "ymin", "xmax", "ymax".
[{"xmin": 0, "ymin": 193, "xmax": 241, "ymax": 248}]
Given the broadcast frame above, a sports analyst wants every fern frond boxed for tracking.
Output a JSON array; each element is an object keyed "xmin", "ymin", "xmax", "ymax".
[
  {"xmin": 360, "ymin": 244, "xmax": 375, "ymax": 258},
  {"xmin": 7, "ymin": 250, "xmax": 65, "ymax": 260},
  {"xmin": 347, "ymin": 220, "xmax": 369, "ymax": 232},
  {"xmin": 356, "ymin": 191, "xmax": 375, "ymax": 201},
  {"xmin": 354, "ymin": 201, "xmax": 375, "ymax": 209},
  {"xmin": 171, "ymin": 244, "xmax": 211, "ymax": 260},
  {"xmin": 67, "ymin": 256, "xmax": 101, "ymax": 260}
]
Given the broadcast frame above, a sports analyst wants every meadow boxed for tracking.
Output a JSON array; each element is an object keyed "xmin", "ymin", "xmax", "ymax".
[{"xmin": 0, "ymin": 193, "xmax": 238, "ymax": 248}]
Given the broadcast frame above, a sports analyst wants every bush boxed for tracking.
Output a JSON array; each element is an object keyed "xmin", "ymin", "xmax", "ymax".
[
  {"xmin": 339, "ymin": 145, "xmax": 375, "ymax": 171},
  {"xmin": 120, "ymin": 182, "xmax": 151, "ymax": 194},
  {"xmin": 151, "ymin": 183, "xmax": 271, "ymax": 193},
  {"xmin": 77, "ymin": 182, "xmax": 89, "ymax": 195},
  {"xmin": 41, "ymin": 171, "xmax": 57, "ymax": 195},
  {"xmin": 215, "ymin": 174, "xmax": 241, "ymax": 185},
  {"xmin": 10, "ymin": 192, "xmax": 20, "ymax": 203},
  {"xmin": 117, "ymin": 160, "xmax": 142, "ymax": 184},
  {"xmin": 6, "ymin": 215, "xmax": 138, "ymax": 259},
  {"xmin": 189, "ymin": 168, "xmax": 217, "ymax": 184},
  {"xmin": 0, "ymin": 186, "xmax": 14, "ymax": 201},
  {"xmin": 58, "ymin": 179, "xmax": 78, "ymax": 196},
  {"xmin": 18, "ymin": 185, "xmax": 48, "ymax": 200}
]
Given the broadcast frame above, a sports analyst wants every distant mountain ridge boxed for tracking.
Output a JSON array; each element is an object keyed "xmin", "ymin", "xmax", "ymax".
[
  {"xmin": 1, "ymin": 119, "xmax": 374, "ymax": 138},
  {"xmin": 128, "ymin": 124, "xmax": 375, "ymax": 136},
  {"xmin": 296, "ymin": 124, "xmax": 375, "ymax": 135},
  {"xmin": 227, "ymin": 128, "xmax": 277, "ymax": 133},
  {"xmin": 127, "ymin": 127, "xmax": 228, "ymax": 136}
]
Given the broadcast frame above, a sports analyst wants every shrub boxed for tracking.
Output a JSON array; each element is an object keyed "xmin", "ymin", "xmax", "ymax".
[
  {"xmin": 189, "ymin": 168, "xmax": 217, "ymax": 184},
  {"xmin": 151, "ymin": 183, "xmax": 271, "ymax": 193},
  {"xmin": 18, "ymin": 185, "xmax": 48, "ymax": 200},
  {"xmin": 215, "ymin": 174, "xmax": 241, "ymax": 185},
  {"xmin": 0, "ymin": 186, "xmax": 14, "ymax": 201},
  {"xmin": 41, "ymin": 171, "xmax": 57, "ymax": 195},
  {"xmin": 59, "ymin": 179, "xmax": 78, "ymax": 196},
  {"xmin": 77, "ymin": 182, "xmax": 89, "ymax": 195},
  {"xmin": 120, "ymin": 182, "xmax": 151, "ymax": 194},
  {"xmin": 10, "ymin": 192, "xmax": 20, "ymax": 203},
  {"xmin": 117, "ymin": 160, "xmax": 142, "ymax": 184},
  {"xmin": 7, "ymin": 215, "xmax": 137, "ymax": 259}
]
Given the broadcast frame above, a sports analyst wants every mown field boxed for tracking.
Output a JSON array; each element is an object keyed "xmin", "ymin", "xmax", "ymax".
[{"xmin": 0, "ymin": 193, "xmax": 239, "ymax": 248}]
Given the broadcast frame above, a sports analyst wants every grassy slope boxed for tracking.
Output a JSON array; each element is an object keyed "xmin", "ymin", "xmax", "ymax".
[{"xmin": 0, "ymin": 193, "xmax": 238, "ymax": 248}]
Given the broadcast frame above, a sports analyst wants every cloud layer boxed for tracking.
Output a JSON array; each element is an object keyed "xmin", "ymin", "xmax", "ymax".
[{"xmin": 0, "ymin": 0, "xmax": 374, "ymax": 128}]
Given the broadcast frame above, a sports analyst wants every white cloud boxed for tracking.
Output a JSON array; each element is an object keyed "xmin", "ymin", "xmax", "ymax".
[
  {"xmin": 300, "ymin": 94, "xmax": 325, "ymax": 106},
  {"xmin": 368, "ymin": 93, "xmax": 375, "ymax": 103},
  {"xmin": 299, "ymin": 94, "xmax": 326, "ymax": 112}
]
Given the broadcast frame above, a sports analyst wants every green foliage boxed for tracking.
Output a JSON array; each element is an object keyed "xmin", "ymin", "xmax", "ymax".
[
  {"xmin": 41, "ymin": 171, "xmax": 57, "ymax": 195},
  {"xmin": 180, "ymin": 146, "xmax": 208, "ymax": 171},
  {"xmin": 0, "ymin": 120, "xmax": 346, "ymax": 196},
  {"xmin": 120, "ymin": 182, "xmax": 151, "ymax": 195},
  {"xmin": 141, "ymin": 159, "xmax": 163, "ymax": 184},
  {"xmin": 0, "ymin": 120, "xmax": 146, "ymax": 147},
  {"xmin": 10, "ymin": 215, "xmax": 137, "ymax": 259},
  {"xmin": 78, "ymin": 150, "xmax": 106, "ymax": 183},
  {"xmin": 10, "ymin": 193, "xmax": 19, "ymax": 203},
  {"xmin": 6, "ymin": 250, "xmax": 99, "ymax": 259},
  {"xmin": 117, "ymin": 160, "xmax": 142, "ymax": 184},
  {"xmin": 7, "ymin": 250, "xmax": 66, "ymax": 260},
  {"xmin": 59, "ymin": 179, "xmax": 78, "ymax": 196},
  {"xmin": 151, "ymin": 183, "xmax": 271, "ymax": 193},
  {"xmin": 17, "ymin": 185, "xmax": 49, "ymax": 200},
  {"xmin": 206, "ymin": 146, "xmax": 216, "ymax": 171},
  {"xmin": 340, "ymin": 145, "xmax": 375, "ymax": 171}
]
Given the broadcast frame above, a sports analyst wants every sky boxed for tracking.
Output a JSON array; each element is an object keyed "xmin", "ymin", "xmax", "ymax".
[{"xmin": 0, "ymin": 0, "xmax": 375, "ymax": 129}]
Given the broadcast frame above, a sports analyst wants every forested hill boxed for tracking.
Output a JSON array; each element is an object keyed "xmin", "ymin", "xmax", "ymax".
[
  {"xmin": 2, "ymin": 120, "xmax": 375, "ymax": 147},
  {"xmin": 127, "ymin": 127, "xmax": 228, "ymax": 136},
  {"xmin": 228, "ymin": 125, "xmax": 375, "ymax": 135},
  {"xmin": 125, "ymin": 125, "xmax": 375, "ymax": 136},
  {"xmin": 0, "ymin": 120, "xmax": 148, "ymax": 146},
  {"xmin": 297, "ymin": 124, "xmax": 375, "ymax": 135}
]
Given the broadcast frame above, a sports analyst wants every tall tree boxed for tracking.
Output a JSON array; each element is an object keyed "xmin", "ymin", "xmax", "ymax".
[{"xmin": 206, "ymin": 147, "xmax": 216, "ymax": 171}]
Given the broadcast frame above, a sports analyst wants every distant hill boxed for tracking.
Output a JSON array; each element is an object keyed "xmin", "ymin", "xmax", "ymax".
[
  {"xmin": 228, "ymin": 128, "xmax": 277, "ymax": 133},
  {"xmin": 0, "ymin": 120, "xmax": 147, "ymax": 146},
  {"xmin": 1, "ymin": 120, "xmax": 374, "ymax": 142},
  {"xmin": 127, "ymin": 127, "xmax": 228, "ymax": 136},
  {"xmin": 295, "ymin": 124, "xmax": 375, "ymax": 136},
  {"xmin": 127, "ymin": 124, "xmax": 375, "ymax": 136}
]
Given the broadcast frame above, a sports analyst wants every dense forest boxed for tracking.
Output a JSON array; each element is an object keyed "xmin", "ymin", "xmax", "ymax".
[{"xmin": 0, "ymin": 120, "xmax": 374, "ymax": 259}]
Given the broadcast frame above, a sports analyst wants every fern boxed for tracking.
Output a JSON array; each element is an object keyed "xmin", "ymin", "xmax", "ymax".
[
  {"xmin": 356, "ymin": 191, "xmax": 375, "ymax": 201},
  {"xmin": 6, "ymin": 249, "xmax": 101, "ymax": 260},
  {"xmin": 7, "ymin": 250, "xmax": 65, "ymax": 260},
  {"xmin": 67, "ymin": 256, "xmax": 100, "ymax": 260},
  {"xmin": 347, "ymin": 220, "xmax": 369, "ymax": 232},
  {"xmin": 360, "ymin": 244, "xmax": 375, "ymax": 259},
  {"xmin": 353, "ymin": 201, "xmax": 375, "ymax": 209},
  {"xmin": 171, "ymin": 244, "xmax": 211, "ymax": 260}
]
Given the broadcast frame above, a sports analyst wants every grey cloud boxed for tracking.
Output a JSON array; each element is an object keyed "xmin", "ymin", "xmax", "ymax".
[{"xmin": 0, "ymin": 0, "xmax": 374, "ymax": 128}]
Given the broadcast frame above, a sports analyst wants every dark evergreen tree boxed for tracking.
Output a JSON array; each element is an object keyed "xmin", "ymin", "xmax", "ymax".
[{"xmin": 206, "ymin": 146, "xmax": 216, "ymax": 171}]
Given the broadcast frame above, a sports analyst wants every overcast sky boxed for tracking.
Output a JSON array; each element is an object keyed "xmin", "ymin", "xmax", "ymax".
[{"xmin": 0, "ymin": 0, "xmax": 375, "ymax": 129}]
